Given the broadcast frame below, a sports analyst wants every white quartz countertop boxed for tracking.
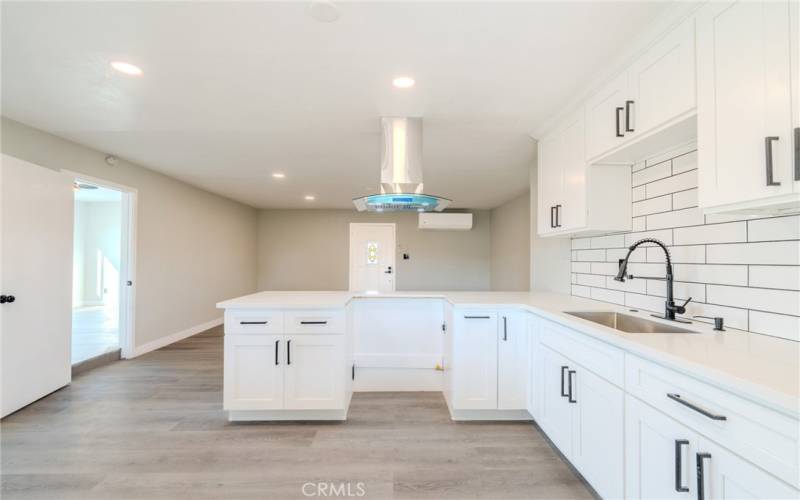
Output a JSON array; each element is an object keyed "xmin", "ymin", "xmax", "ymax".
[{"xmin": 217, "ymin": 290, "xmax": 800, "ymax": 416}]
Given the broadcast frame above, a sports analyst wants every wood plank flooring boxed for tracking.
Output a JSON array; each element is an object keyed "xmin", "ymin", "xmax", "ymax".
[{"xmin": 1, "ymin": 325, "xmax": 593, "ymax": 500}]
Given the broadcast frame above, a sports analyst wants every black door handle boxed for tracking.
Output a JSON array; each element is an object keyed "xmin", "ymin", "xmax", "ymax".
[
  {"xmin": 567, "ymin": 370, "xmax": 576, "ymax": 403},
  {"xmin": 555, "ymin": 205, "xmax": 562, "ymax": 228},
  {"xmin": 550, "ymin": 206, "xmax": 556, "ymax": 228},
  {"xmin": 287, "ymin": 340, "xmax": 291, "ymax": 365},
  {"xmin": 765, "ymin": 136, "xmax": 781, "ymax": 186},
  {"xmin": 675, "ymin": 440, "xmax": 689, "ymax": 492},
  {"xmin": 560, "ymin": 366, "xmax": 569, "ymax": 397},
  {"xmin": 794, "ymin": 128, "xmax": 799, "ymax": 181},
  {"xmin": 616, "ymin": 107, "xmax": 625, "ymax": 137},
  {"xmin": 696, "ymin": 452, "xmax": 711, "ymax": 500},
  {"xmin": 384, "ymin": 266, "xmax": 393, "ymax": 274},
  {"xmin": 502, "ymin": 316, "xmax": 508, "ymax": 341},
  {"xmin": 0, "ymin": 295, "xmax": 15, "ymax": 304},
  {"xmin": 625, "ymin": 100, "xmax": 635, "ymax": 132},
  {"xmin": 274, "ymin": 340, "xmax": 279, "ymax": 365}
]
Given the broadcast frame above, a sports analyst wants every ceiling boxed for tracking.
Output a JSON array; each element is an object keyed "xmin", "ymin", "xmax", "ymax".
[{"xmin": 2, "ymin": 1, "xmax": 670, "ymax": 209}]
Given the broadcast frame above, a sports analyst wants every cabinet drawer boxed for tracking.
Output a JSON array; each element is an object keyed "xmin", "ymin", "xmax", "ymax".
[
  {"xmin": 626, "ymin": 354, "xmax": 799, "ymax": 488},
  {"xmin": 539, "ymin": 318, "xmax": 624, "ymax": 387},
  {"xmin": 226, "ymin": 310, "xmax": 284, "ymax": 335},
  {"xmin": 285, "ymin": 309, "xmax": 345, "ymax": 334}
]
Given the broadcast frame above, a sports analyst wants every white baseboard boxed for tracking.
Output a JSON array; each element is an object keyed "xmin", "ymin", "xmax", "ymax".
[{"xmin": 131, "ymin": 317, "xmax": 222, "ymax": 358}]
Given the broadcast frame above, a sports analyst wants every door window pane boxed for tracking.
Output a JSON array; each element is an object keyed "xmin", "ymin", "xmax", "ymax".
[{"xmin": 366, "ymin": 241, "xmax": 378, "ymax": 265}]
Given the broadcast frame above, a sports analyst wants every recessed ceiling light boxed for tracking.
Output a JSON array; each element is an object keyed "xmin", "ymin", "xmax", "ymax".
[
  {"xmin": 272, "ymin": 172, "xmax": 286, "ymax": 179},
  {"xmin": 304, "ymin": 195, "xmax": 316, "ymax": 201},
  {"xmin": 111, "ymin": 61, "xmax": 143, "ymax": 76},
  {"xmin": 392, "ymin": 76, "xmax": 415, "ymax": 89}
]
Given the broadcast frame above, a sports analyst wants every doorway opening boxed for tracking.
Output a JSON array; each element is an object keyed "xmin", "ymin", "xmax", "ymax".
[
  {"xmin": 70, "ymin": 174, "xmax": 136, "ymax": 364},
  {"xmin": 349, "ymin": 223, "xmax": 396, "ymax": 292}
]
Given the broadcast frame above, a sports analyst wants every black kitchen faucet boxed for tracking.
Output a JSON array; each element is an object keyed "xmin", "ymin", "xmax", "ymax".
[{"xmin": 614, "ymin": 238, "xmax": 692, "ymax": 323}]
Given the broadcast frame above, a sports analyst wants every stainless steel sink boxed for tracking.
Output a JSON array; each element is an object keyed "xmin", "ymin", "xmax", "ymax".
[{"xmin": 564, "ymin": 311, "xmax": 698, "ymax": 334}]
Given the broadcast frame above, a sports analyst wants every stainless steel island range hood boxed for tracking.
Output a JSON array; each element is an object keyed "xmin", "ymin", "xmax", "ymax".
[{"xmin": 353, "ymin": 117, "xmax": 450, "ymax": 212}]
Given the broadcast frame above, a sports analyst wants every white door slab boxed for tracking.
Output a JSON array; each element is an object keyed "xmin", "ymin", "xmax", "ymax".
[
  {"xmin": 349, "ymin": 223, "xmax": 396, "ymax": 292},
  {"xmin": 1, "ymin": 154, "xmax": 73, "ymax": 417}
]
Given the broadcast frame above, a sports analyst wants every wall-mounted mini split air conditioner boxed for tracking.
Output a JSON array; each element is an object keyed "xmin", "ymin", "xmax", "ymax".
[{"xmin": 418, "ymin": 213, "xmax": 473, "ymax": 231}]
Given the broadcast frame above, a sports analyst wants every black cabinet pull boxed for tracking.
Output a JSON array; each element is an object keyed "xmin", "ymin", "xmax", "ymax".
[
  {"xmin": 274, "ymin": 340, "xmax": 279, "ymax": 365},
  {"xmin": 616, "ymin": 107, "xmax": 625, "ymax": 137},
  {"xmin": 0, "ymin": 295, "xmax": 16, "ymax": 304},
  {"xmin": 794, "ymin": 128, "xmax": 799, "ymax": 181},
  {"xmin": 464, "ymin": 315, "xmax": 491, "ymax": 319},
  {"xmin": 352, "ymin": 364, "xmax": 355, "ymax": 380},
  {"xmin": 560, "ymin": 366, "xmax": 569, "ymax": 397},
  {"xmin": 765, "ymin": 136, "xmax": 781, "ymax": 186},
  {"xmin": 625, "ymin": 100, "xmax": 635, "ymax": 132},
  {"xmin": 300, "ymin": 320, "xmax": 327, "ymax": 325},
  {"xmin": 287, "ymin": 340, "xmax": 291, "ymax": 365},
  {"xmin": 240, "ymin": 320, "xmax": 268, "ymax": 325},
  {"xmin": 567, "ymin": 370, "xmax": 576, "ymax": 403},
  {"xmin": 550, "ymin": 206, "xmax": 556, "ymax": 228},
  {"xmin": 675, "ymin": 439, "xmax": 689, "ymax": 492},
  {"xmin": 696, "ymin": 452, "xmax": 711, "ymax": 500},
  {"xmin": 667, "ymin": 393, "xmax": 727, "ymax": 421},
  {"xmin": 555, "ymin": 204, "xmax": 562, "ymax": 228},
  {"xmin": 502, "ymin": 316, "xmax": 508, "ymax": 341}
]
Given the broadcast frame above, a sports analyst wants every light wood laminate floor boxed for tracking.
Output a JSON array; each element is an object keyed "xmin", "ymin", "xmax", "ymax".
[{"xmin": 1, "ymin": 325, "xmax": 593, "ymax": 500}]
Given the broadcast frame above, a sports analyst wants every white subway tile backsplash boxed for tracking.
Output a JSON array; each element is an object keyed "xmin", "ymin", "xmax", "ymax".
[
  {"xmin": 575, "ymin": 249, "xmax": 605, "ymax": 262},
  {"xmin": 646, "ymin": 207, "xmax": 704, "ymax": 230},
  {"xmin": 571, "ymin": 147, "xmax": 799, "ymax": 342},
  {"xmin": 674, "ymin": 221, "xmax": 747, "ymax": 245},
  {"xmin": 646, "ymin": 245, "xmax": 705, "ymax": 264},
  {"xmin": 748, "ymin": 215, "xmax": 800, "ymax": 242},
  {"xmin": 632, "ymin": 161, "xmax": 672, "ymax": 187},
  {"xmin": 707, "ymin": 285, "xmax": 800, "ymax": 316},
  {"xmin": 674, "ymin": 264, "xmax": 748, "ymax": 286},
  {"xmin": 748, "ymin": 266, "xmax": 800, "ymax": 291},
  {"xmin": 706, "ymin": 241, "xmax": 800, "ymax": 265},
  {"xmin": 749, "ymin": 311, "xmax": 800, "ymax": 342},
  {"xmin": 633, "ymin": 195, "xmax": 671, "ymax": 217},
  {"xmin": 672, "ymin": 188, "xmax": 698, "ymax": 210},
  {"xmin": 645, "ymin": 170, "xmax": 697, "ymax": 199}
]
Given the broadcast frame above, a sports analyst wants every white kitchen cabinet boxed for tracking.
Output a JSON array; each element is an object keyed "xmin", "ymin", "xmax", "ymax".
[
  {"xmin": 224, "ymin": 334, "xmax": 284, "ymax": 411},
  {"xmin": 497, "ymin": 310, "xmax": 528, "ymax": 410},
  {"xmin": 284, "ymin": 335, "xmax": 345, "ymax": 410},
  {"xmin": 626, "ymin": 395, "xmax": 699, "ymax": 500},
  {"xmin": 697, "ymin": 0, "xmax": 800, "ymax": 214},
  {"xmin": 526, "ymin": 313, "xmax": 541, "ymax": 420},
  {"xmin": 538, "ymin": 345, "xmax": 573, "ymax": 454},
  {"xmin": 586, "ymin": 72, "xmax": 630, "ymax": 160},
  {"xmin": 571, "ymin": 365, "xmax": 625, "ymax": 500},
  {"xmin": 452, "ymin": 311, "xmax": 498, "ymax": 410},
  {"xmin": 537, "ymin": 109, "xmax": 631, "ymax": 237}
]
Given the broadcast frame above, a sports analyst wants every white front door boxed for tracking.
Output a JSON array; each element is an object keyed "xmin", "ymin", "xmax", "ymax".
[
  {"xmin": 1, "ymin": 154, "xmax": 74, "ymax": 417},
  {"xmin": 349, "ymin": 223, "xmax": 396, "ymax": 292}
]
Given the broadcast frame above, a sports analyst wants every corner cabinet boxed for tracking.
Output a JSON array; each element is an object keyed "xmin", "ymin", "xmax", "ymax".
[
  {"xmin": 537, "ymin": 109, "xmax": 631, "ymax": 237},
  {"xmin": 696, "ymin": 0, "xmax": 800, "ymax": 214}
]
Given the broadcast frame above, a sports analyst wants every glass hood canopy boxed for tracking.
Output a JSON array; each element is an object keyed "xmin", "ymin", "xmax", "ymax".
[{"xmin": 352, "ymin": 193, "xmax": 451, "ymax": 212}]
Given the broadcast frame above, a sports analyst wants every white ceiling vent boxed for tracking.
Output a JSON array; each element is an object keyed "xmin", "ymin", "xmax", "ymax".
[{"xmin": 418, "ymin": 213, "xmax": 472, "ymax": 231}]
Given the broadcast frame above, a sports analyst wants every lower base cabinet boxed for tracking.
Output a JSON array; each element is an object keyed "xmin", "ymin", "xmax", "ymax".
[{"xmin": 224, "ymin": 333, "xmax": 345, "ymax": 411}]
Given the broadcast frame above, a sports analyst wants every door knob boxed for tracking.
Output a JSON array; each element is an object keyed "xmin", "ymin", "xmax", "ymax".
[
  {"xmin": 0, "ymin": 295, "xmax": 16, "ymax": 304},
  {"xmin": 384, "ymin": 266, "xmax": 393, "ymax": 274}
]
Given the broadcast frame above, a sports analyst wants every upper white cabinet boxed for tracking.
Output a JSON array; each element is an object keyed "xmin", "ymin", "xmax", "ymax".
[
  {"xmin": 696, "ymin": 0, "xmax": 800, "ymax": 214},
  {"xmin": 585, "ymin": 16, "xmax": 697, "ymax": 164},
  {"xmin": 537, "ymin": 109, "xmax": 631, "ymax": 237}
]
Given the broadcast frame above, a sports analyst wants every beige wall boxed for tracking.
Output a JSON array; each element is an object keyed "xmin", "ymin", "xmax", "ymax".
[
  {"xmin": 490, "ymin": 192, "xmax": 531, "ymax": 291},
  {"xmin": 257, "ymin": 209, "xmax": 491, "ymax": 291},
  {"xmin": 1, "ymin": 117, "xmax": 259, "ymax": 349}
]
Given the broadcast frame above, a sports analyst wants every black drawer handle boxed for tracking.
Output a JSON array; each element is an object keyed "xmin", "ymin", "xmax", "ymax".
[
  {"xmin": 300, "ymin": 320, "xmax": 328, "ymax": 325},
  {"xmin": 240, "ymin": 321, "xmax": 268, "ymax": 325},
  {"xmin": 464, "ymin": 315, "xmax": 491, "ymax": 319},
  {"xmin": 667, "ymin": 393, "xmax": 727, "ymax": 421},
  {"xmin": 675, "ymin": 439, "xmax": 689, "ymax": 492}
]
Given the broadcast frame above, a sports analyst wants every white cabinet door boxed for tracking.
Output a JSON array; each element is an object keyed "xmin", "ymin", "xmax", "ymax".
[
  {"xmin": 538, "ymin": 346, "xmax": 573, "ymax": 454},
  {"xmin": 453, "ymin": 312, "xmax": 498, "ymax": 410},
  {"xmin": 698, "ymin": 437, "xmax": 799, "ymax": 500},
  {"xmin": 224, "ymin": 334, "xmax": 284, "ymax": 410},
  {"xmin": 697, "ymin": 0, "xmax": 795, "ymax": 208},
  {"xmin": 627, "ymin": 16, "xmax": 696, "ymax": 138},
  {"xmin": 498, "ymin": 311, "xmax": 528, "ymax": 410},
  {"xmin": 571, "ymin": 366, "xmax": 625, "ymax": 500},
  {"xmin": 526, "ymin": 314, "xmax": 541, "ymax": 419},
  {"xmin": 537, "ymin": 131, "xmax": 563, "ymax": 235},
  {"xmin": 559, "ymin": 111, "xmax": 588, "ymax": 232},
  {"xmin": 586, "ymin": 72, "xmax": 628, "ymax": 159},
  {"xmin": 626, "ymin": 395, "xmax": 698, "ymax": 500},
  {"xmin": 284, "ymin": 334, "xmax": 345, "ymax": 410}
]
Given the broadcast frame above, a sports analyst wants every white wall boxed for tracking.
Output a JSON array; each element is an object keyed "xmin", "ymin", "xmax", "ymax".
[
  {"xmin": 490, "ymin": 191, "xmax": 531, "ymax": 291},
  {"xmin": 570, "ymin": 143, "xmax": 800, "ymax": 342},
  {"xmin": 1, "ymin": 117, "xmax": 259, "ymax": 350}
]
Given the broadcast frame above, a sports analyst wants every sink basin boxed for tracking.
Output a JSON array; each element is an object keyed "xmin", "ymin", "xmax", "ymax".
[{"xmin": 564, "ymin": 311, "xmax": 698, "ymax": 334}]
